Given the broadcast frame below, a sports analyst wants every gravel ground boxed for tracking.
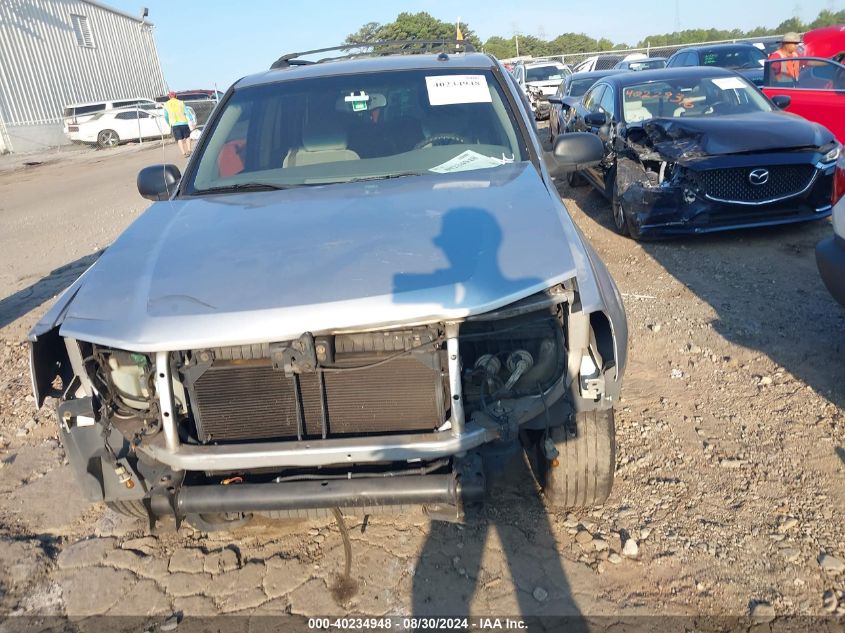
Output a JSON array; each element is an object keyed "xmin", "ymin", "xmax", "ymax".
[{"xmin": 0, "ymin": 131, "xmax": 843, "ymax": 630}]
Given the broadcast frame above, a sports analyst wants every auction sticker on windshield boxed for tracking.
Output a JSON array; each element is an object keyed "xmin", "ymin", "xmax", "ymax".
[
  {"xmin": 425, "ymin": 75, "xmax": 492, "ymax": 106},
  {"xmin": 429, "ymin": 150, "xmax": 508, "ymax": 173},
  {"xmin": 711, "ymin": 77, "xmax": 747, "ymax": 90}
]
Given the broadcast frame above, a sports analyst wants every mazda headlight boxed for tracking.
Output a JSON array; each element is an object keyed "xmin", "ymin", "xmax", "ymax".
[{"xmin": 822, "ymin": 145, "xmax": 841, "ymax": 164}]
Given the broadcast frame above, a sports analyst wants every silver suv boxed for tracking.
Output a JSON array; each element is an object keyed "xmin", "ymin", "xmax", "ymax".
[{"xmin": 30, "ymin": 42, "xmax": 627, "ymax": 529}]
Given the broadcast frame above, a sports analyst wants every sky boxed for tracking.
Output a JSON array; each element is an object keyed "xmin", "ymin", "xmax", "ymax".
[{"xmin": 105, "ymin": 0, "xmax": 842, "ymax": 90}]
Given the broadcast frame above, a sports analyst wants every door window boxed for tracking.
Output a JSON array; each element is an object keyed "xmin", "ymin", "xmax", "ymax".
[
  {"xmin": 583, "ymin": 85, "xmax": 606, "ymax": 113},
  {"xmin": 598, "ymin": 86, "xmax": 616, "ymax": 118}
]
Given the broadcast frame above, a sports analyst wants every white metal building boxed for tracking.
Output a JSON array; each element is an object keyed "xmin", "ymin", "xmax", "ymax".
[{"xmin": 0, "ymin": 0, "xmax": 168, "ymax": 153}]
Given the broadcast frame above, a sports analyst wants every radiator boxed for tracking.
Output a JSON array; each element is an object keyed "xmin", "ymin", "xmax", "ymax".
[{"xmin": 189, "ymin": 354, "xmax": 447, "ymax": 443}]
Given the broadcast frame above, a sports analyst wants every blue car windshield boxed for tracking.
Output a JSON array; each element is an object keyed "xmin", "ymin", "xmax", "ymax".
[{"xmin": 188, "ymin": 69, "xmax": 528, "ymax": 192}]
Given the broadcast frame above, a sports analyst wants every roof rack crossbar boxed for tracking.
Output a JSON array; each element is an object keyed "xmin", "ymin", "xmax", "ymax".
[{"xmin": 270, "ymin": 39, "xmax": 476, "ymax": 69}]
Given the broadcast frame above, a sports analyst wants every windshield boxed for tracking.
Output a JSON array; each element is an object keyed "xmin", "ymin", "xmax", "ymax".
[
  {"xmin": 701, "ymin": 47, "xmax": 765, "ymax": 69},
  {"xmin": 568, "ymin": 77, "xmax": 601, "ymax": 97},
  {"xmin": 628, "ymin": 59, "xmax": 666, "ymax": 71},
  {"xmin": 187, "ymin": 69, "xmax": 527, "ymax": 193},
  {"xmin": 526, "ymin": 65, "xmax": 566, "ymax": 82},
  {"xmin": 621, "ymin": 75, "xmax": 773, "ymax": 123}
]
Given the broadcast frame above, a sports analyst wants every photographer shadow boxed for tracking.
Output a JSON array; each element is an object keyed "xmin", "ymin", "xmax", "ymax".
[{"xmin": 392, "ymin": 206, "xmax": 586, "ymax": 629}]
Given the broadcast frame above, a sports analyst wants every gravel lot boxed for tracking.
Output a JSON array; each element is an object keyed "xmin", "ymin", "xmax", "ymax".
[{"xmin": 0, "ymin": 134, "xmax": 843, "ymax": 629}]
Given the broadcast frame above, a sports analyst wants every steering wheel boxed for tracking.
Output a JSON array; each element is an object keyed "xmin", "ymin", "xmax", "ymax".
[
  {"xmin": 703, "ymin": 101, "xmax": 726, "ymax": 115},
  {"xmin": 413, "ymin": 133, "xmax": 468, "ymax": 150}
]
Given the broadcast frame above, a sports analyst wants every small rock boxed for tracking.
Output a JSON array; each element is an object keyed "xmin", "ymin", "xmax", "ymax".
[
  {"xmin": 24, "ymin": 394, "xmax": 35, "ymax": 402},
  {"xmin": 778, "ymin": 518, "xmax": 799, "ymax": 533},
  {"xmin": 750, "ymin": 602, "xmax": 776, "ymax": 624},
  {"xmin": 15, "ymin": 426, "xmax": 28, "ymax": 437},
  {"xmin": 622, "ymin": 539, "xmax": 639, "ymax": 559},
  {"xmin": 720, "ymin": 459, "xmax": 744, "ymax": 469},
  {"xmin": 780, "ymin": 548, "xmax": 800, "ymax": 563},
  {"xmin": 649, "ymin": 323, "xmax": 662, "ymax": 333},
  {"xmin": 607, "ymin": 553, "xmax": 623, "ymax": 564},
  {"xmin": 532, "ymin": 587, "xmax": 548, "ymax": 602},
  {"xmin": 593, "ymin": 539, "xmax": 609, "ymax": 552},
  {"xmin": 25, "ymin": 419, "xmax": 37, "ymax": 430},
  {"xmin": 670, "ymin": 368, "xmax": 684, "ymax": 379},
  {"xmin": 161, "ymin": 614, "xmax": 180, "ymax": 631},
  {"xmin": 575, "ymin": 530, "xmax": 593, "ymax": 545},
  {"xmin": 639, "ymin": 528, "xmax": 652, "ymax": 540},
  {"xmin": 822, "ymin": 590, "xmax": 838, "ymax": 613},
  {"xmin": 758, "ymin": 376, "xmax": 773, "ymax": 386},
  {"xmin": 818, "ymin": 553, "xmax": 845, "ymax": 574}
]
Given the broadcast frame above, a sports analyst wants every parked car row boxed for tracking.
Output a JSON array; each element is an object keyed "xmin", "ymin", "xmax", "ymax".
[
  {"xmin": 62, "ymin": 89, "xmax": 220, "ymax": 147},
  {"xmin": 554, "ymin": 67, "xmax": 838, "ymax": 239}
]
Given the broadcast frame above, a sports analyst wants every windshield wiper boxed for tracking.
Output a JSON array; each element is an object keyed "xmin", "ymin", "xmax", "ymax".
[
  {"xmin": 339, "ymin": 172, "xmax": 423, "ymax": 184},
  {"xmin": 191, "ymin": 182, "xmax": 305, "ymax": 195}
]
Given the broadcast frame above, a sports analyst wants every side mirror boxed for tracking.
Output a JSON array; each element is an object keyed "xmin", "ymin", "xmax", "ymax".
[
  {"xmin": 584, "ymin": 111, "xmax": 609, "ymax": 126},
  {"xmin": 137, "ymin": 164, "xmax": 182, "ymax": 201},
  {"xmin": 547, "ymin": 95, "xmax": 562, "ymax": 104},
  {"xmin": 552, "ymin": 132, "xmax": 605, "ymax": 171},
  {"xmin": 770, "ymin": 95, "xmax": 791, "ymax": 109}
]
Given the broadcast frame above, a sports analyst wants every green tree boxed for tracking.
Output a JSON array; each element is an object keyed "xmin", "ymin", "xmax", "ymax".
[
  {"xmin": 483, "ymin": 35, "xmax": 516, "ymax": 58},
  {"xmin": 346, "ymin": 12, "xmax": 481, "ymax": 50},
  {"xmin": 344, "ymin": 21, "xmax": 382, "ymax": 45},
  {"xmin": 774, "ymin": 17, "xmax": 805, "ymax": 33},
  {"xmin": 547, "ymin": 33, "xmax": 600, "ymax": 54},
  {"xmin": 809, "ymin": 9, "xmax": 845, "ymax": 28}
]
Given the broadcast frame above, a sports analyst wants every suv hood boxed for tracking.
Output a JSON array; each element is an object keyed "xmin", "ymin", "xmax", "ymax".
[{"xmin": 58, "ymin": 163, "xmax": 583, "ymax": 351}]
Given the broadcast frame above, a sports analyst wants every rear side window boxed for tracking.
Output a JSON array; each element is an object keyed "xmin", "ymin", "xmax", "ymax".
[{"xmin": 74, "ymin": 104, "xmax": 106, "ymax": 116}]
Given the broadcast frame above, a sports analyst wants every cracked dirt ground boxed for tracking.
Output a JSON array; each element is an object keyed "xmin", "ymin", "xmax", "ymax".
[{"xmin": 0, "ymin": 136, "xmax": 843, "ymax": 631}]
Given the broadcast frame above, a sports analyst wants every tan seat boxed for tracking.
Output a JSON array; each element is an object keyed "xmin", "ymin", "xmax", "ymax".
[
  {"xmin": 623, "ymin": 100, "xmax": 653, "ymax": 123},
  {"xmin": 283, "ymin": 126, "xmax": 360, "ymax": 167}
]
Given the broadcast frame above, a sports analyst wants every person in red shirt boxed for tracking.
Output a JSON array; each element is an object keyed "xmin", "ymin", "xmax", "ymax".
[{"xmin": 769, "ymin": 32, "xmax": 802, "ymax": 82}]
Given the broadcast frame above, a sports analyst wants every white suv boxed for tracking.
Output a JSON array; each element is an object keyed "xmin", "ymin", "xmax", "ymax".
[
  {"xmin": 512, "ymin": 60, "xmax": 571, "ymax": 119},
  {"xmin": 63, "ymin": 98, "xmax": 158, "ymax": 142}
]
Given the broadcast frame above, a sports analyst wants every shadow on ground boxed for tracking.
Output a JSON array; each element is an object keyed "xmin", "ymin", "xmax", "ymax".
[
  {"xmin": 0, "ymin": 250, "xmax": 102, "ymax": 329},
  {"xmin": 565, "ymin": 182, "xmax": 845, "ymax": 413},
  {"xmin": 412, "ymin": 450, "xmax": 587, "ymax": 629}
]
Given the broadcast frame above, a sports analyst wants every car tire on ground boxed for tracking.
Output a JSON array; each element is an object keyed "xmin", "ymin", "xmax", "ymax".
[
  {"xmin": 106, "ymin": 500, "xmax": 147, "ymax": 519},
  {"xmin": 97, "ymin": 129, "xmax": 120, "ymax": 149},
  {"xmin": 610, "ymin": 170, "xmax": 638, "ymax": 239},
  {"xmin": 537, "ymin": 409, "xmax": 616, "ymax": 509}
]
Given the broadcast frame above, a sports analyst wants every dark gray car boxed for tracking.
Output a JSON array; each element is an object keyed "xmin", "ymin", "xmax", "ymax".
[{"xmin": 29, "ymin": 45, "xmax": 628, "ymax": 529}]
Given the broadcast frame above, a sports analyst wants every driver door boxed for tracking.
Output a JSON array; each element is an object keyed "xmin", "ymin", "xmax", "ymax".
[{"xmin": 762, "ymin": 57, "xmax": 845, "ymax": 143}]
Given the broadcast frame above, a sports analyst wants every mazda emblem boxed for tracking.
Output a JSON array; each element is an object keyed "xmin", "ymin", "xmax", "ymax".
[{"xmin": 748, "ymin": 168, "xmax": 769, "ymax": 186}]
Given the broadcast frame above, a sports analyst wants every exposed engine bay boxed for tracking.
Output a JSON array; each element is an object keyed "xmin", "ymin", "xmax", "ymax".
[{"xmin": 36, "ymin": 283, "xmax": 619, "ymax": 526}]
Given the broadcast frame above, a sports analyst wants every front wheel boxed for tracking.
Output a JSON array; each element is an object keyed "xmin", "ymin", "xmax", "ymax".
[
  {"xmin": 97, "ymin": 129, "xmax": 119, "ymax": 148},
  {"xmin": 537, "ymin": 409, "xmax": 616, "ymax": 509},
  {"xmin": 610, "ymin": 173, "xmax": 635, "ymax": 238}
]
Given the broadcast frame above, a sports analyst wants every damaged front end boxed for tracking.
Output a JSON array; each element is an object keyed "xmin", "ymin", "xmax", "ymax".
[
  {"xmin": 614, "ymin": 119, "xmax": 837, "ymax": 237},
  {"xmin": 30, "ymin": 282, "xmax": 624, "ymax": 527}
]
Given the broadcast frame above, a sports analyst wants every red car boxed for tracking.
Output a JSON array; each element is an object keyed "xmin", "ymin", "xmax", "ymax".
[
  {"xmin": 761, "ymin": 26, "xmax": 845, "ymax": 143},
  {"xmin": 761, "ymin": 57, "xmax": 845, "ymax": 143}
]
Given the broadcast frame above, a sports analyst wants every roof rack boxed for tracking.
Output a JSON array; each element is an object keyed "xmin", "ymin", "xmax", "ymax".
[{"xmin": 270, "ymin": 39, "xmax": 476, "ymax": 70}]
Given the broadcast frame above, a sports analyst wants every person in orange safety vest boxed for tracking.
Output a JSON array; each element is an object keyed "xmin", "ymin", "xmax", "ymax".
[{"xmin": 769, "ymin": 32, "xmax": 802, "ymax": 82}]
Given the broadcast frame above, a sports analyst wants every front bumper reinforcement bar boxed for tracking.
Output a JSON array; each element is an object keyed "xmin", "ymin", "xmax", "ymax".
[{"xmin": 138, "ymin": 423, "xmax": 500, "ymax": 472}]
